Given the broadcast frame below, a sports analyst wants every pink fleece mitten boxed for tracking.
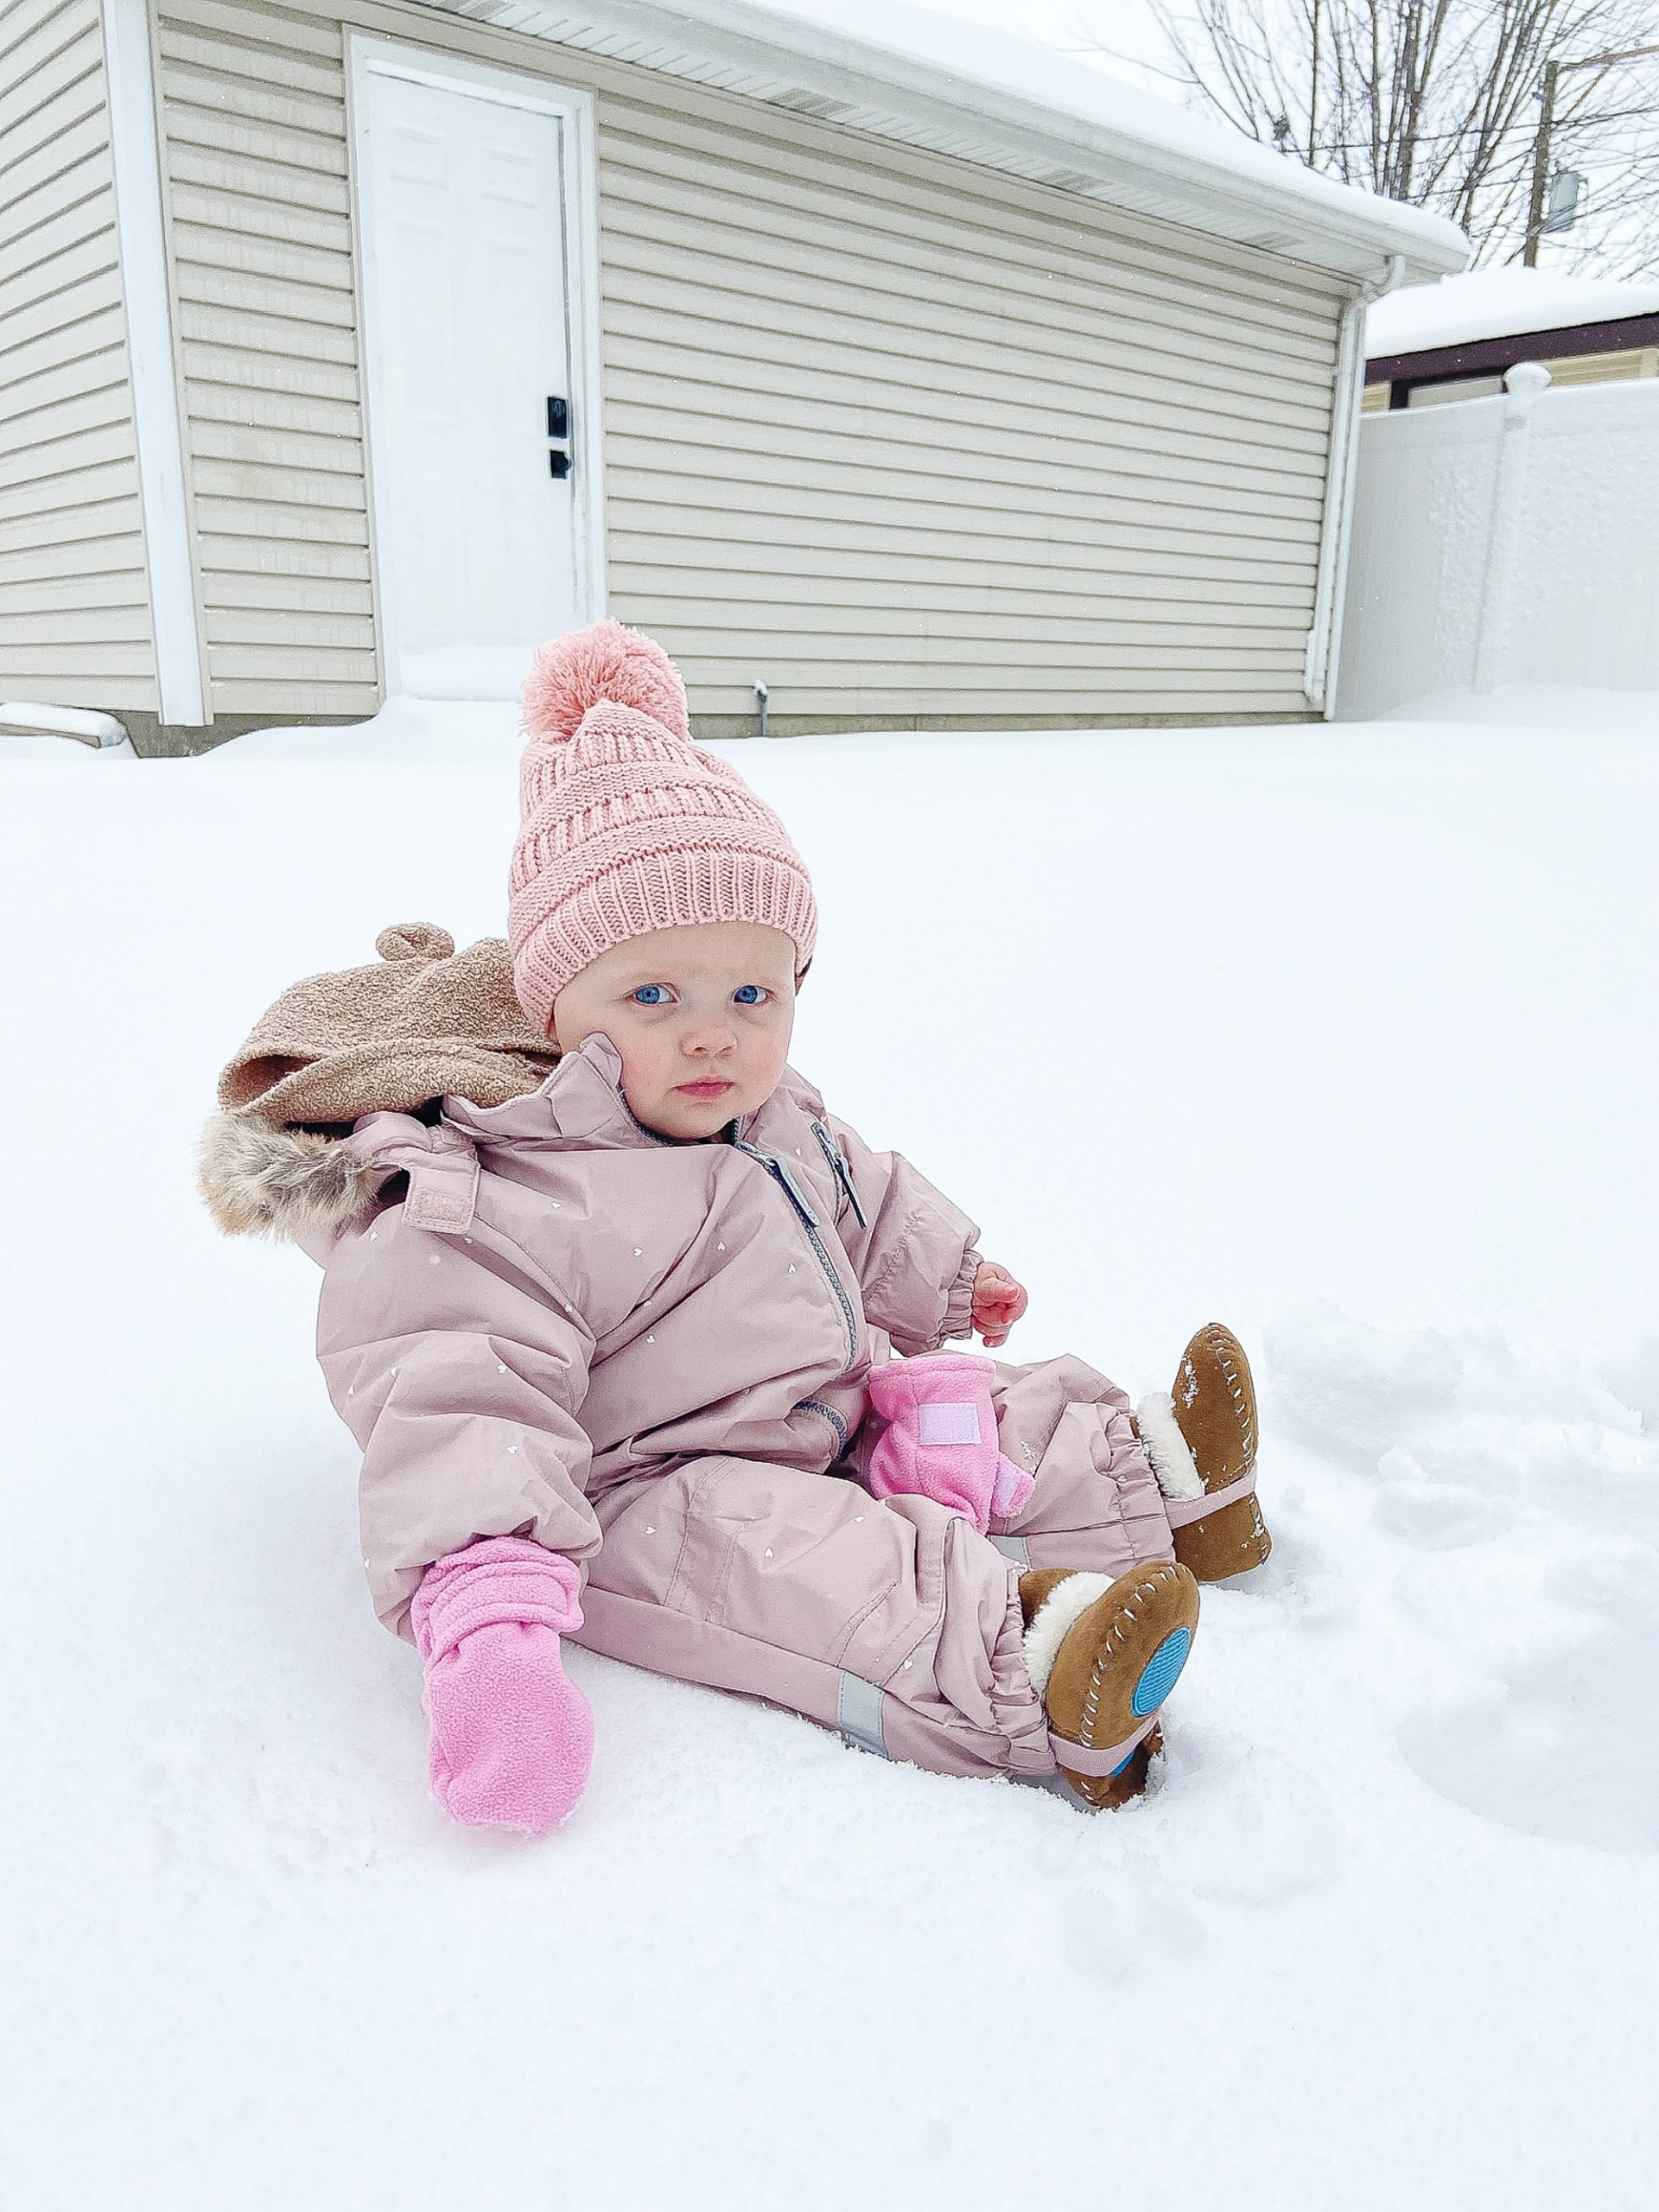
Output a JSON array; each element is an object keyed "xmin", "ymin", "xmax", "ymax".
[
  {"xmin": 410, "ymin": 1536, "xmax": 593, "ymax": 1834},
  {"xmin": 865, "ymin": 1353, "xmax": 1034, "ymax": 1535}
]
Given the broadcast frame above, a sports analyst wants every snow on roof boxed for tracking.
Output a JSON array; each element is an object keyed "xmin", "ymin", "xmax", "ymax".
[
  {"xmin": 755, "ymin": 0, "xmax": 1408, "ymax": 202},
  {"xmin": 440, "ymin": 0, "xmax": 1470, "ymax": 283},
  {"xmin": 1367, "ymin": 268, "xmax": 1659, "ymax": 358}
]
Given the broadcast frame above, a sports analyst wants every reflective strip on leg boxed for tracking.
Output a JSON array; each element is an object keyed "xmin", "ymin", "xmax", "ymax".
[
  {"xmin": 988, "ymin": 1534, "xmax": 1030, "ymax": 1566},
  {"xmin": 837, "ymin": 1671, "xmax": 888, "ymax": 1758}
]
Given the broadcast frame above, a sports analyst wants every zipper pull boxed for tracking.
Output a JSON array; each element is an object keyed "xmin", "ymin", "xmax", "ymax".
[
  {"xmin": 772, "ymin": 1154, "xmax": 821, "ymax": 1227},
  {"xmin": 812, "ymin": 1120, "xmax": 868, "ymax": 1229},
  {"xmin": 736, "ymin": 1138, "xmax": 821, "ymax": 1228}
]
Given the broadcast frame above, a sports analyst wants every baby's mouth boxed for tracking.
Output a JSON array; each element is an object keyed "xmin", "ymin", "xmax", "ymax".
[{"xmin": 675, "ymin": 1078, "xmax": 734, "ymax": 1100}]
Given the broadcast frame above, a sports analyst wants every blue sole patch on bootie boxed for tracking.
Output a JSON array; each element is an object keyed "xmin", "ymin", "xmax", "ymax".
[{"xmin": 1131, "ymin": 1627, "xmax": 1192, "ymax": 1717}]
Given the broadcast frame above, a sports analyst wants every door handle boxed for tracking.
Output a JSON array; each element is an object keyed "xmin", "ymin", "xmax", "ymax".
[{"xmin": 547, "ymin": 395, "xmax": 571, "ymax": 479}]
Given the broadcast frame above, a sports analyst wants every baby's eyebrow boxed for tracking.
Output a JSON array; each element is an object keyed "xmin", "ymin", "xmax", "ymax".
[{"xmin": 619, "ymin": 969, "xmax": 789, "ymax": 992}]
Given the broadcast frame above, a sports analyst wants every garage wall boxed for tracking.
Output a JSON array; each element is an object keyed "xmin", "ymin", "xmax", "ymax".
[
  {"xmin": 0, "ymin": 0, "xmax": 157, "ymax": 710},
  {"xmin": 155, "ymin": 0, "xmax": 379, "ymax": 718},
  {"xmin": 595, "ymin": 77, "xmax": 1342, "ymax": 729},
  {"xmin": 155, "ymin": 0, "xmax": 1348, "ymax": 730}
]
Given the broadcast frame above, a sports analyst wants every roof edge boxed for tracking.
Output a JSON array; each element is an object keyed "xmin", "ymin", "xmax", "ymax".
[
  {"xmin": 418, "ymin": 0, "xmax": 1471, "ymax": 287},
  {"xmin": 1368, "ymin": 312, "xmax": 1659, "ymax": 385}
]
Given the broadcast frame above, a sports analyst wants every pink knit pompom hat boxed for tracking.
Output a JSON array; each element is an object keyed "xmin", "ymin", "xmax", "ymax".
[{"xmin": 508, "ymin": 619, "xmax": 817, "ymax": 1032}]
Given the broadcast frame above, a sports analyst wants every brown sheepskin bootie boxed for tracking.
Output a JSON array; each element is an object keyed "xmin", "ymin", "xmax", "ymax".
[
  {"xmin": 1136, "ymin": 1324, "xmax": 1270, "ymax": 1583},
  {"xmin": 1019, "ymin": 1562, "xmax": 1199, "ymax": 1809}
]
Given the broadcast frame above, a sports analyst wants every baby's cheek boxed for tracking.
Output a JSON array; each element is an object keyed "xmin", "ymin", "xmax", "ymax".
[
  {"xmin": 615, "ymin": 1039, "xmax": 669, "ymax": 1113},
  {"xmin": 759, "ymin": 1049, "xmax": 793, "ymax": 1107}
]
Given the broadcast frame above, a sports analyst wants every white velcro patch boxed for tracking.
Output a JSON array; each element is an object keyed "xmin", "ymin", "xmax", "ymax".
[{"xmin": 918, "ymin": 1401, "xmax": 981, "ymax": 1446}]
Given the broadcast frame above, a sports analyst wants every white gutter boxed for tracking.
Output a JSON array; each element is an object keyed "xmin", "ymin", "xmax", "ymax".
[
  {"xmin": 1304, "ymin": 252, "xmax": 1405, "ymax": 715},
  {"xmin": 101, "ymin": 0, "xmax": 207, "ymax": 726}
]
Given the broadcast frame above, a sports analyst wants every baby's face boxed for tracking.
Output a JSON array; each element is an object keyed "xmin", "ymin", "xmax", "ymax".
[{"xmin": 551, "ymin": 921, "xmax": 798, "ymax": 1141}]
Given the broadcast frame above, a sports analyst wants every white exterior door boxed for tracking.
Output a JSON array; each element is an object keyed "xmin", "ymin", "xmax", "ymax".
[{"xmin": 357, "ymin": 58, "xmax": 592, "ymax": 697}]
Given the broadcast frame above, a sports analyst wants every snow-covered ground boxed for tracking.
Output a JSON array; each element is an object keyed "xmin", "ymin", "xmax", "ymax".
[{"xmin": 3, "ymin": 702, "xmax": 1656, "ymax": 2210}]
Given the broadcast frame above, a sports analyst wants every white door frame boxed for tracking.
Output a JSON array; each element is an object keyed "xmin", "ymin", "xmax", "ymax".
[
  {"xmin": 102, "ymin": 0, "xmax": 207, "ymax": 724},
  {"xmin": 346, "ymin": 35, "xmax": 607, "ymax": 696}
]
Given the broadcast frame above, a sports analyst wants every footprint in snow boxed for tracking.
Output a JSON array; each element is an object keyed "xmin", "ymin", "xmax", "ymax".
[
  {"xmin": 140, "ymin": 1700, "xmax": 413, "ymax": 1881},
  {"xmin": 1268, "ymin": 1300, "xmax": 1659, "ymax": 1852},
  {"xmin": 1372, "ymin": 1445, "xmax": 1516, "ymax": 1549},
  {"xmin": 1266, "ymin": 1301, "xmax": 1645, "ymax": 1481},
  {"xmin": 1127, "ymin": 1728, "xmax": 1346, "ymax": 1906},
  {"xmin": 1402, "ymin": 1548, "xmax": 1659, "ymax": 1853}
]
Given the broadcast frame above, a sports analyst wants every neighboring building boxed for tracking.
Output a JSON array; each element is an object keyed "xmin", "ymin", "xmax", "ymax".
[
  {"xmin": 2, "ymin": 0, "xmax": 1464, "ymax": 752},
  {"xmin": 1363, "ymin": 269, "xmax": 1659, "ymax": 412}
]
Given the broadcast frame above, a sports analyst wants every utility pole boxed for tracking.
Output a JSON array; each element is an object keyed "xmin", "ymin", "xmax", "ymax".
[
  {"xmin": 1307, "ymin": 0, "xmax": 1320, "ymax": 168},
  {"xmin": 1525, "ymin": 42, "xmax": 1659, "ymax": 266},
  {"xmin": 1524, "ymin": 59, "xmax": 1559, "ymax": 265}
]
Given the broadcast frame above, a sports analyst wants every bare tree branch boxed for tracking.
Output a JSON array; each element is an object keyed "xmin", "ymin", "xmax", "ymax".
[{"xmin": 1105, "ymin": 0, "xmax": 1659, "ymax": 271}]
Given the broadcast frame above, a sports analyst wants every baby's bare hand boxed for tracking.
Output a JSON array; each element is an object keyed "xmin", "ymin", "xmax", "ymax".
[{"xmin": 970, "ymin": 1261, "xmax": 1027, "ymax": 1350}]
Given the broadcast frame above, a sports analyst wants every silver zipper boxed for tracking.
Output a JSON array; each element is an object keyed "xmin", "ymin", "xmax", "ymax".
[
  {"xmin": 810, "ymin": 1119, "xmax": 868, "ymax": 1229},
  {"xmin": 734, "ymin": 1136, "xmax": 861, "ymax": 1371}
]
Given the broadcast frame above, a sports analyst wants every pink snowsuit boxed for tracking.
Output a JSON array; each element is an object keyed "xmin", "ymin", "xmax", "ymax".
[{"xmin": 315, "ymin": 1034, "xmax": 1176, "ymax": 1779}]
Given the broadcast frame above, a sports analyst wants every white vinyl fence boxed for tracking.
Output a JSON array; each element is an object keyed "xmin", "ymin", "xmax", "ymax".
[{"xmin": 1337, "ymin": 369, "xmax": 1659, "ymax": 719}]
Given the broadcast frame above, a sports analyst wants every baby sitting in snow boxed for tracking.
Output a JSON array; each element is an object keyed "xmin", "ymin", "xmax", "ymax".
[{"xmin": 202, "ymin": 620, "xmax": 1270, "ymax": 1827}]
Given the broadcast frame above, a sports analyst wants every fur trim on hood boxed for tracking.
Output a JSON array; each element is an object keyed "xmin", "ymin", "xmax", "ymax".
[{"xmin": 199, "ymin": 1113, "xmax": 394, "ymax": 1242}]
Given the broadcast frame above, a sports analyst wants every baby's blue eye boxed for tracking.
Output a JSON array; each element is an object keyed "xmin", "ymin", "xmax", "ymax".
[
  {"xmin": 631, "ymin": 984, "xmax": 672, "ymax": 1006},
  {"xmin": 733, "ymin": 984, "xmax": 768, "ymax": 1006}
]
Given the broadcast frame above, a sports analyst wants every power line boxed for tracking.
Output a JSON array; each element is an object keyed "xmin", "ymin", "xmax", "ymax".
[
  {"xmin": 1259, "ymin": 99, "xmax": 1659, "ymax": 151},
  {"xmin": 1550, "ymin": 100, "xmax": 1659, "ymax": 129}
]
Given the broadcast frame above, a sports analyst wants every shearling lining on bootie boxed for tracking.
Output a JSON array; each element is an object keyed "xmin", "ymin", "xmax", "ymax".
[
  {"xmin": 1021, "ymin": 1571, "xmax": 1115, "ymax": 1700},
  {"xmin": 1135, "ymin": 1389, "xmax": 1206, "ymax": 1503}
]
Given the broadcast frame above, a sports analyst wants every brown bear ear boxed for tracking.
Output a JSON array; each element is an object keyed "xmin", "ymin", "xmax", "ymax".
[{"xmin": 375, "ymin": 923, "xmax": 454, "ymax": 963}]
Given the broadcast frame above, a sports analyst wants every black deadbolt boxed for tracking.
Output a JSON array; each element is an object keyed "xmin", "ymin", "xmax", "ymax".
[{"xmin": 547, "ymin": 397, "xmax": 569, "ymax": 439}]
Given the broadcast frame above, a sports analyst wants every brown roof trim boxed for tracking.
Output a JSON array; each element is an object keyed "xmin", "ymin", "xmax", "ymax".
[{"xmin": 1366, "ymin": 312, "xmax": 1659, "ymax": 385}]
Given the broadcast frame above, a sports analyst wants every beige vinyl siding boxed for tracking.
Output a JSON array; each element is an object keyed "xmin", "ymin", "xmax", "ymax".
[
  {"xmin": 596, "ymin": 86, "xmax": 1341, "ymax": 722},
  {"xmin": 0, "ymin": 0, "xmax": 156, "ymax": 709},
  {"xmin": 155, "ymin": 0, "xmax": 378, "ymax": 715},
  {"xmin": 156, "ymin": 0, "xmax": 1348, "ymax": 728},
  {"xmin": 1364, "ymin": 347, "xmax": 1658, "ymax": 419},
  {"xmin": 1535, "ymin": 344, "xmax": 1659, "ymax": 387}
]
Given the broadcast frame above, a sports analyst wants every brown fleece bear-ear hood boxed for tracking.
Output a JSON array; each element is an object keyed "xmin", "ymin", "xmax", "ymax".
[{"xmin": 200, "ymin": 922, "xmax": 560, "ymax": 1240}]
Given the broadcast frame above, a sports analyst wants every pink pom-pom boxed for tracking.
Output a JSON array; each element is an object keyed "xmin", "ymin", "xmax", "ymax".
[{"xmin": 521, "ymin": 618, "xmax": 690, "ymax": 745}]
